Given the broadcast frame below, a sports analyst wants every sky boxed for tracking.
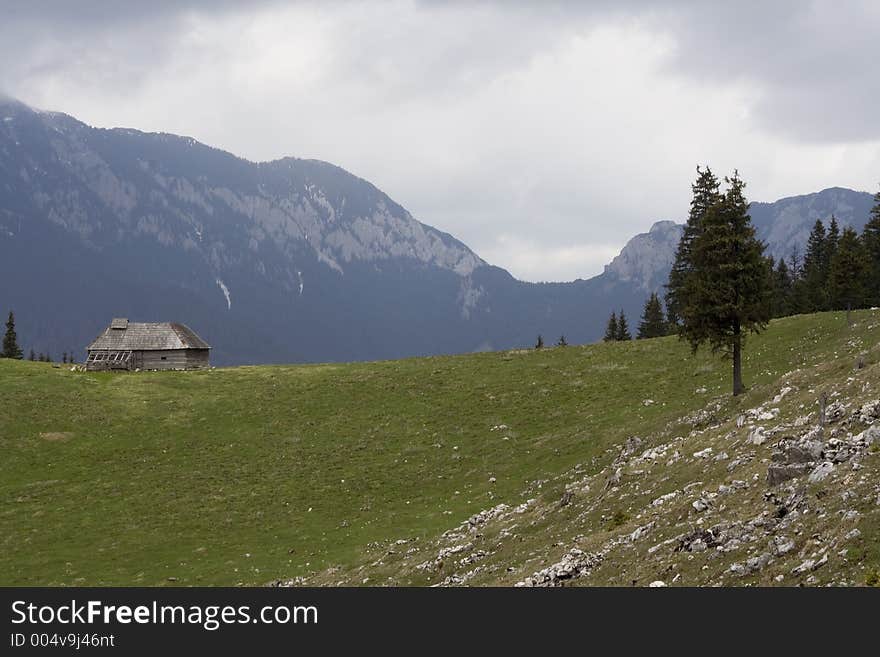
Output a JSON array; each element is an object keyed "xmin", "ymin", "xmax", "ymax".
[{"xmin": 1, "ymin": 0, "xmax": 879, "ymax": 282}]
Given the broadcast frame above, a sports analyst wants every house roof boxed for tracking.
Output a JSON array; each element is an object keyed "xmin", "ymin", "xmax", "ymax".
[{"xmin": 87, "ymin": 321, "xmax": 211, "ymax": 351}]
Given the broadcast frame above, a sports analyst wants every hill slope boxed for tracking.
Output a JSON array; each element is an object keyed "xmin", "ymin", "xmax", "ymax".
[{"xmin": 2, "ymin": 311, "xmax": 879, "ymax": 586}]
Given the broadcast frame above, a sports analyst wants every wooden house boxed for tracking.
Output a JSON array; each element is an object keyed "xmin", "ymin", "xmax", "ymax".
[{"xmin": 85, "ymin": 318, "xmax": 210, "ymax": 371}]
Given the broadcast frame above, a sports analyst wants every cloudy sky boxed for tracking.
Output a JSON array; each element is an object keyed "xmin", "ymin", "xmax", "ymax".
[{"xmin": 1, "ymin": 1, "xmax": 878, "ymax": 281}]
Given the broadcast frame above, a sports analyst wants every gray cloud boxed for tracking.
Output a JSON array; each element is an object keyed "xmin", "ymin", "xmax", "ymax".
[{"xmin": 1, "ymin": 1, "xmax": 878, "ymax": 281}]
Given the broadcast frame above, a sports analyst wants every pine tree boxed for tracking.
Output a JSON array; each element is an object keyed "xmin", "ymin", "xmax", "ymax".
[
  {"xmin": 28, "ymin": 348, "xmax": 35, "ymax": 361},
  {"xmin": 862, "ymin": 184, "xmax": 880, "ymax": 306},
  {"xmin": 603, "ymin": 312, "xmax": 618, "ymax": 342},
  {"xmin": 680, "ymin": 171, "xmax": 771, "ymax": 396},
  {"xmin": 556, "ymin": 335, "xmax": 568, "ymax": 347},
  {"xmin": 787, "ymin": 244, "xmax": 810, "ymax": 315},
  {"xmin": 2, "ymin": 311, "xmax": 23, "ymax": 359},
  {"xmin": 535, "ymin": 334, "xmax": 544, "ymax": 350},
  {"xmin": 665, "ymin": 166, "xmax": 721, "ymax": 327},
  {"xmin": 828, "ymin": 227, "xmax": 868, "ymax": 322},
  {"xmin": 637, "ymin": 292, "xmax": 667, "ymax": 339},
  {"xmin": 771, "ymin": 257, "xmax": 793, "ymax": 318},
  {"xmin": 62, "ymin": 352, "xmax": 68, "ymax": 364},
  {"xmin": 38, "ymin": 353, "xmax": 45, "ymax": 362},
  {"xmin": 802, "ymin": 219, "xmax": 828, "ymax": 311},
  {"xmin": 615, "ymin": 310, "xmax": 632, "ymax": 341}
]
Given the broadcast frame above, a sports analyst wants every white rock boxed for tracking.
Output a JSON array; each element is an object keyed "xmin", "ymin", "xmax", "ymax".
[
  {"xmin": 648, "ymin": 580, "xmax": 667, "ymax": 587},
  {"xmin": 747, "ymin": 426, "xmax": 767, "ymax": 445},
  {"xmin": 807, "ymin": 461, "xmax": 834, "ymax": 484}
]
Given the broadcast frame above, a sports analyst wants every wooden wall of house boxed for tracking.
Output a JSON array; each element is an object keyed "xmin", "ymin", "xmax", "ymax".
[
  {"xmin": 87, "ymin": 349, "xmax": 210, "ymax": 371},
  {"xmin": 139, "ymin": 349, "xmax": 210, "ymax": 371}
]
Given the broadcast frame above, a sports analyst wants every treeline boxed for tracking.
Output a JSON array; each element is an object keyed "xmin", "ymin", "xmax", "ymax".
[
  {"xmin": 0, "ymin": 310, "xmax": 75, "ymax": 363},
  {"xmin": 768, "ymin": 205, "xmax": 880, "ymax": 317},
  {"xmin": 600, "ymin": 180, "xmax": 880, "ymax": 358},
  {"xmin": 602, "ymin": 293, "xmax": 672, "ymax": 342}
]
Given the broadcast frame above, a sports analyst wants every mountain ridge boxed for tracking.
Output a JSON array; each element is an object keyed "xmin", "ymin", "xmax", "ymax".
[{"xmin": 0, "ymin": 96, "xmax": 875, "ymax": 363}]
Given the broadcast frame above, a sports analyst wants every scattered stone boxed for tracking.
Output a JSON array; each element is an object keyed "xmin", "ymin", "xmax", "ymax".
[
  {"xmin": 692, "ymin": 498, "xmax": 711, "ymax": 513},
  {"xmin": 844, "ymin": 528, "xmax": 861, "ymax": 541},
  {"xmin": 767, "ymin": 463, "xmax": 811, "ymax": 487},
  {"xmin": 748, "ymin": 426, "xmax": 767, "ymax": 446},
  {"xmin": 745, "ymin": 552, "xmax": 771, "ymax": 573},
  {"xmin": 516, "ymin": 548, "xmax": 603, "ymax": 587},
  {"xmin": 629, "ymin": 522, "xmax": 655, "ymax": 543},
  {"xmin": 652, "ymin": 491, "xmax": 680, "ymax": 506},
  {"xmin": 622, "ymin": 436, "xmax": 644, "ymax": 457},
  {"xmin": 676, "ymin": 529, "xmax": 717, "ymax": 553},
  {"xmin": 648, "ymin": 580, "xmax": 666, "ymax": 587},
  {"xmin": 771, "ymin": 536, "xmax": 795, "ymax": 556},
  {"xmin": 690, "ymin": 538, "xmax": 708, "ymax": 552},
  {"xmin": 807, "ymin": 461, "xmax": 834, "ymax": 484},
  {"xmin": 772, "ymin": 387, "xmax": 793, "ymax": 404},
  {"xmin": 825, "ymin": 401, "xmax": 846, "ymax": 422},
  {"xmin": 693, "ymin": 447, "xmax": 713, "ymax": 459},
  {"xmin": 727, "ymin": 454, "xmax": 754, "ymax": 472},
  {"xmin": 857, "ymin": 400, "xmax": 880, "ymax": 423},
  {"xmin": 853, "ymin": 426, "xmax": 880, "ymax": 446}
]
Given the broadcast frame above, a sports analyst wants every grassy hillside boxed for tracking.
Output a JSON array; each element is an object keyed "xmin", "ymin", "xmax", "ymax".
[{"xmin": 1, "ymin": 311, "xmax": 879, "ymax": 586}]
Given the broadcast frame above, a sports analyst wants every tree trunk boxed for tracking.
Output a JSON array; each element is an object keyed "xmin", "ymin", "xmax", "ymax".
[{"xmin": 732, "ymin": 321, "xmax": 743, "ymax": 396}]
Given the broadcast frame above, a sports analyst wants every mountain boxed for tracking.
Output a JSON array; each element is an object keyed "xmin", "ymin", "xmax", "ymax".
[
  {"xmin": 0, "ymin": 96, "xmax": 875, "ymax": 363},
  {"xmin": 0, "ymin": 97, "xmax": 644, "ymax": 363},
  {"xmin": 603, "ymin": 220, "xmax": 684, "ymax": 293},
  {"xmin": 750, "ymin": 187, "xmax": 876, "ymax": 262}
]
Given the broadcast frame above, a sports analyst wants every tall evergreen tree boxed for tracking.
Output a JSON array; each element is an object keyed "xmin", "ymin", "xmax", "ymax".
[
  {"xmin": 862, "ymin": 184, "xmax": 880, "ymax": 305},
  {"xmin": 770, "ymin": 257, "xmax": 793, "ymax": 318},
  {"xmin": 615, "ymin": 310, "xmax": 632, "ymax": 341},
  {"xmin": 2, "ymin": 311, "xmax": 23, "ymax": 359},
  {"xmin": 825, "ymin": 215, "xmax": 840, "ymax": 265},
  {"xmin": 556, "ymin": 335, "xmax": 568, "ymax": 347},
  {"xmin": 535, "ymin": 334, "xmax": 544, "ymax": 350},
  {"xmin": 28, "ymin": 348, "xmax": 35, "ymax": 361},
  {"xmin": 679, "ymin": 171, "xmax": 771, "ymax": 396},
  {"xmin": 665, "ymin": 166, "xmax": 721, "ymax": 326},
  {"xmin": 637, "ymin": 292, "xmax": 667, "ymax": 339},
  {"xmin": 603, "ymin": 312, "xmax": 618, "ymax": 342},
  {"xmin": 828, "ymin": 227, "xmax": 868, "ymax": 322},
  {"xmin": 802, "ymin": 219, "xmax": 829, "ymax": 311},
  {"xmin": 787, "ymin": 244, "xmax": 810, "ymax": 314}
]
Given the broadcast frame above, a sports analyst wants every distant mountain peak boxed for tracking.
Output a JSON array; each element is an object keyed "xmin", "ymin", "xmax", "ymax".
[{"xmin": 603, "ymin": 220, "xmax": 683, "ymax": 292}]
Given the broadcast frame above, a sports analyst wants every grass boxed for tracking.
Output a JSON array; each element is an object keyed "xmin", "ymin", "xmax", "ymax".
[{"xmin": 0, "ymin": 310, "xmax": 877, "ymax": 585}]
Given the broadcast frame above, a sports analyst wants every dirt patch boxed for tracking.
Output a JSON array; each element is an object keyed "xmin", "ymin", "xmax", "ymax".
[{"xmin": 39, "ymin": 432, "xmax": 74, "ymax": 442}]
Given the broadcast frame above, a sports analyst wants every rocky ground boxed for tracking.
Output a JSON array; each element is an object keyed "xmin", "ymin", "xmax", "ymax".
[{"xmin": 284, "ymin": 323, "xmax": 880, "ymax": 587}]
